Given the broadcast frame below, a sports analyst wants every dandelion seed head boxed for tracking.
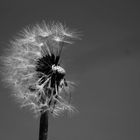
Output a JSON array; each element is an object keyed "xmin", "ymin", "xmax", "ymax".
[{"xmin": 1, "ymin": 21, "xmax": 78, "ymax": 116}]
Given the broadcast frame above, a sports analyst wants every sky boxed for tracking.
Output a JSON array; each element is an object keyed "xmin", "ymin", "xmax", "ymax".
[{"xmin": 0, "ymin": 0, "xmax": 140, "ymax": 140}]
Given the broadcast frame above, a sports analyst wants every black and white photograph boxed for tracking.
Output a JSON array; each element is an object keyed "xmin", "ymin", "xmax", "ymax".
[{"xmin": 0, "ymin": 0, "xmax": 140, "ymax": 140}]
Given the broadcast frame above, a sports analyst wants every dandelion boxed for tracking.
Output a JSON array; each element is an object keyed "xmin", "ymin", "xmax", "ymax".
[{"xmin": 1, "ymin": 21, "xmax": 78, "ymax": 140}]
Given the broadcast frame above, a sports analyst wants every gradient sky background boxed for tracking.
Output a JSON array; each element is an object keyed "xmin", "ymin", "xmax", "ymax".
[{"xmin": 0, "ymin": 0, "xmax": 140, "ymax": 140}]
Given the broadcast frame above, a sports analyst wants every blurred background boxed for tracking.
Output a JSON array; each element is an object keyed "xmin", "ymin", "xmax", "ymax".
[{"xmin": 0, "ymin": 0, "xmax": 140, "ymax": 140}]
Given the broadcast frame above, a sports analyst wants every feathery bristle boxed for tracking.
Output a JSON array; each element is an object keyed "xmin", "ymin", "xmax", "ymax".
[{"xmin": 1, "ymin": 22, "xmax": 77, "ymax": 116}]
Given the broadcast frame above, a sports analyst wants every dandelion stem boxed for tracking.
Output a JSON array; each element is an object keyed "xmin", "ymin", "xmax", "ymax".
[{"xmin": 39, "ymin": 111, "xmax": 48, "ymax": 140}]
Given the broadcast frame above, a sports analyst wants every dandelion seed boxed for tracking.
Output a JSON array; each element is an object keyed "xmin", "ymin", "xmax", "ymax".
[{"xmin": 1, "ymin": 21, "xmax": 79, "ymax": 140}]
